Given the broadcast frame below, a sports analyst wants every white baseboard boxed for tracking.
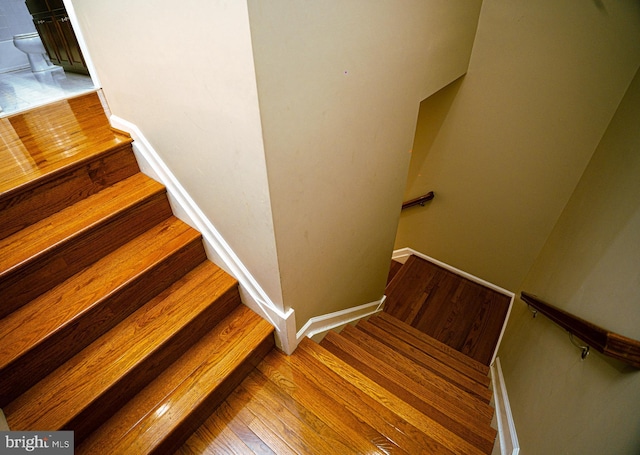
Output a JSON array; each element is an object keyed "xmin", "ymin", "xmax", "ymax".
[
  {"xmin": 393, "ymin": 247, "xmax": 515, "ymax": 365},
  {"xmin": 297, "ymin": 296, "xmax": 386, "ymax": 342},
  {"xmin": 490, "ymin": 357, "xmax": 520, "ymax": 455},
  {"xmin": 109, "ymin": 115, "xmax": 297, "ymax": 353}
]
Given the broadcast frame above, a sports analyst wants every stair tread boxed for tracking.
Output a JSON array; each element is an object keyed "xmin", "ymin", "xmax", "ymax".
[
  {"xmin": 0, "ymin": 217, "xmax": 203, "ymax": 404},
  {"xmin": 321, "ymin": 331, "xmax": 496, "ymax": 453},
  {"xmin": 0, "ymin": 142, "xmax": 139, "ymax": 242},
  {"xmin": 5, "ymin": 261, "xmax": 238, "ymax": 431},
  {"xmin": 261, "ymin": 342, "xmax": 454, "ymax": 455},
  {"xmin": 375, "ymin": 312, "xmax": 490, "ymax": 375},
  {"xmin": 0, "ymin": 172, "xmax": 163, "ymax": 274},
  {"xmin": 369, "ymin": 314, "xmax": 491, "ymax": 386},
  {"xmin": 341, "ymin": 325, "xmax": 494, "ymax": 421},
  {"xmin": 77, "ymin": 305, "xmax": 274, "ymax": 455},
  {"xmin": 0, "ymin": 92, "xmax": 131, "ymax": 197},
  {"xmin": 356, "ymin": 319, "xmax": 492, "ymax": 403},
  {"xmin": 0, "ymin": 173, "xmax": 171, "ymax": 316},
  {"xmin": 298, "ymin": 338, "xmax": 488, "ymax": 455}
]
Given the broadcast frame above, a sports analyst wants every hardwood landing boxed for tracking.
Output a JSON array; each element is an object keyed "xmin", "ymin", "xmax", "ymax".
[
  {"xmin": 179, "ymin": 313, "xmax": 496, "ymax": 454},
  {"xmin": 385, "ymin": 255, "xmax": 511, "ymax": 366}
]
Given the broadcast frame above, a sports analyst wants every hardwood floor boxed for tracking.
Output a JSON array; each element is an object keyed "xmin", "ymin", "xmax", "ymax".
[
  {"xmin": 1, "ymin": 93, "xmax": 503, "ymax": 454},
  {"xmin": 385, "ymin": 255, "xmax": 511, "ymax": 366},
  {"xmin": 179, "ymin": 321, "xmax": 496, "ymax": 455}
]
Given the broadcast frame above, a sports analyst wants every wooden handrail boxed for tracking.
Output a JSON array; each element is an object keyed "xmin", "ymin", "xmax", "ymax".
[
  {"xmin": 402, "ymin": 191, "xmax": 434, "ymax": 210},
  {"xmin": 521, "ymin": 292, "xmax": 640, "ymax": 368}
]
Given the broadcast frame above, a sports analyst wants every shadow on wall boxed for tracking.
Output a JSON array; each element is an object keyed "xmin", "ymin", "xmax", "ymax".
[{"xmin": 404, "ymin": 76, "xmax": 464, "ymax": 200}]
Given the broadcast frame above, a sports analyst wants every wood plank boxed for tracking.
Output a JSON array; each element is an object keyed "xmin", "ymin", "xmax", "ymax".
[
  {"xmin": 176, "ymin": 412, "xmax": 254, "ymax": 455},
  {"xmin": 355, "ymin": 319, "xmax": 492, "ymax": 403},
  {"xmin": 5, "ymin": 262, "xmax": 239, "ymax": 439},
  {"xmin": 321, "ymin": 332, "xmax": 496, "ymax": 454},
  {"xmin": 387, "ymin": 259, "xmax": 404, "ymax": 285},
  {"xmin": 0, "ymin": 173, "xmax": 171, "ymax": 316},
  {"xmin": 227, "ymin": 396, "xmax": 299, "ymax": 455},
  {"xmin": 78, "ymin": 307, "xmax": 266, "ymax": 454},
  {"xmin": 341, "ymin": 325, "xmax": 494, "ymax": 422},
  {"xmin": 76, "ymin": 306, "xmax": 273, "ymax": 454},
  {"xmin": 241, "ymin": 370, "xmax": 362, "ymax": 455},
  {"xmin": 258, "ymin": 348, "xmax": 428, "ymax": 454},
  {"xmin": 214, "ymin": 400, "xmax": 276, "ymax": 455},
  {"xmin": 83, "ymin": 311, "xmax": 274, "ymax": 454},
  {"xmin": 231, "ymin": 379, "xmax": 344, "ymax": 455},
  {"xmin": 412, "ymin": 270, "xmax": 459, "ymax": 335},
  {"xmin": 0, "ymin": 142, "xmax": 138, "ymax": 240},
  {"xmin": 363, "ymin": 316, "xmax": 490, "ymax": 386},
  {"xmin": 384, "ymin": 255, "xmax": 510, "ymax": 366},
  {"xmin": 374, "ymin": 312, "xmax": 490, "ymax": 375},
  {"xmin": 298, "ymin": 338, "xmax": 487, "ymax": 455},
  {"xmin": 385, "ymin": 255, "xmax": 438, "ymax": 321},
  {"xmin": 0, "ymin": 92, "xmax": 131, "ymax": 195},
  {"xmin": 0, "ymin": 217, "xmax": 205, "ymax": 406},
  {"xmin": 460, "ymin": 290, "xmax": 511, "ymax": 366}
]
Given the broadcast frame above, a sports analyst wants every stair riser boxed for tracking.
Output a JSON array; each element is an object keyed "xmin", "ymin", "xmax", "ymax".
[
  {"xmin": 0, "ymin": 143, "xmax": 138, "ymax": 240},
  {"xmin": 0, "ymin": 237, "xmax": 207, "ymax": 406},
  {"xmin": 0, "ymin": 192, "xmax": 172, "ymax": 318},
  {"xmin": 150, "ymin": 334, "xmax": 275, "ymax": 455},
  {"xmin": 68, "ymin": 286, "xmax": 244, "ymax": 444}
]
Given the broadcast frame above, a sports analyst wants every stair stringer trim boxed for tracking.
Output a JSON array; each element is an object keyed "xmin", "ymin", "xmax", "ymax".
[
  {"xmin": 490, "ymin": 357, "xmax": 520, "ymax": 455},
  {"xmin": 109, "ymin": 115, "xmax": 297, "ymax": 354},
  {"xmin": 392, "ymin": 247, "xmax": 515, "ymax": 366}
]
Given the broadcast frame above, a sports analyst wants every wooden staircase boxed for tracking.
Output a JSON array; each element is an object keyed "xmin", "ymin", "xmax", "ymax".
[
  {"xmin": 0, "ymin": 92, "xmax": 274, "ymax": 453},
  {"xmin": 180, "ymin": 262, "xmax": 499, "ymax": 454},
  {"xmin": 180, "ymin": 312, "xmax": 496, "ymax": 454},
  {"xmin": 1, "ymin": 92, "xmax": 499, "ymax": 454}
]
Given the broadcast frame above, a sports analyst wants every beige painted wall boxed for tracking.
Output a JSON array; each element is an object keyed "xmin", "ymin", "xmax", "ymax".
[
  {"xmin": 395, "ymin": 0, "xmax": 640, "ymax": 291},
  {"xmin": 499, "ymin": 67, "xmax": 640, "ymax": 455},
  {"xmin": 247, "ymin": 0, "xmax": 482, "ymax": 329},
  {"xmin": 70, "ymin": 0, "xmax": 285, "ymax": 308}
]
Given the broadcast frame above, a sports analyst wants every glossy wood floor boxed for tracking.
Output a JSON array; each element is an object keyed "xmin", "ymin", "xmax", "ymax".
[
  {"xmin": 0, "ymin": 92, "xmax": 275, "ymax": 453},
  {"xmin": 1, "ymin": 93, "xmax": 501, "ymax": 454},
  {"xmin": 178, "ymin": 315, "xmax": 496, "ymax": 455},
  {"xmin": 385, "ymin": 255, "xmax": 511, "ymax": 366},
  {"xmin": 178, "ymin": 259, "xmax": 500, "ymax": 455}
]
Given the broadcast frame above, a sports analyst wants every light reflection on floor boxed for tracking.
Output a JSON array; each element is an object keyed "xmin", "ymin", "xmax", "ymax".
[{"xmin": 0, "ymin": 67, "xmax": 95, "ymax": 117}]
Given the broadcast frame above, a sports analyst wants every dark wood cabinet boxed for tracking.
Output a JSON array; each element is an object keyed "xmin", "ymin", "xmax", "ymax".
[{"xmin": 25, "ymin": 0, "xmax": 88, "ymax": 75}]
